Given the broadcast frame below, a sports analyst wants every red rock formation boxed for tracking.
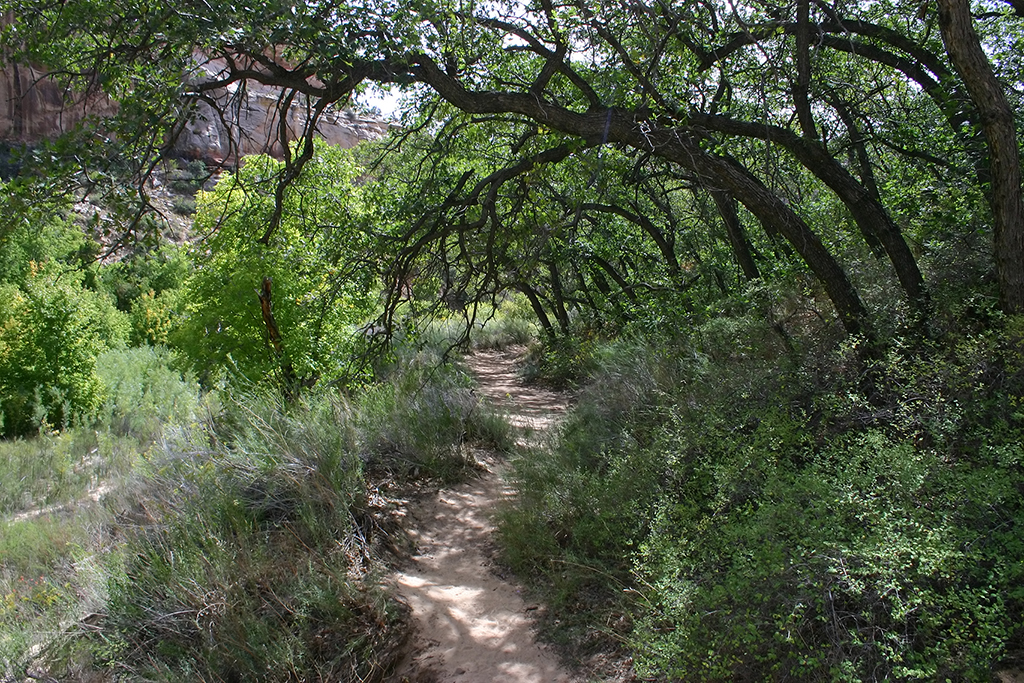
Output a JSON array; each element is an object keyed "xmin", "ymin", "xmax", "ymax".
[
  {"xmin": 0, "ymin": 53, "xmax": 393, "ymax": 162},
  {"xmin": 0, "ymin": 63, "xmax": 113, "ymax": 143}
]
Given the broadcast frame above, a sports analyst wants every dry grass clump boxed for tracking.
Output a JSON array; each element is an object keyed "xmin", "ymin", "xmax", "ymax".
[{"xmin": 57, "ymin": 391, "xmax": 411, "ymax": 682}]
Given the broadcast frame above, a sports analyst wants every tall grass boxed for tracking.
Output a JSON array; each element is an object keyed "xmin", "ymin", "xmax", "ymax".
[
  {"xmin": 0, "ymin": 511, "xmax": 107, "ymax": 674},
  {"xmin": 358, "ymin": 349, "xmax": 512, "ymax": 479},
  {"xmin": 1, "ymin": 346, "xmax": 204, "ymax": 680},
  {"xmin": 3, "ymin": 341, "xmax": 513, "ymax": 682},
  {"xmin": 399, "ymin": 295, "xmax": 539, "ymax": 356},
  {"xmin": 86, "ymin": 392, "xmax": 407, "ymax": 682},
  {"xmin": 94, "ymin": 345, "xmax": 203, "ymax": 440}
]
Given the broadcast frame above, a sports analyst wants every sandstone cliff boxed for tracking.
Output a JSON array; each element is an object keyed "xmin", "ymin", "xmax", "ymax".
[{"xmin": 0, "ymin": 57, "xmax": 394, "ymax": 163}]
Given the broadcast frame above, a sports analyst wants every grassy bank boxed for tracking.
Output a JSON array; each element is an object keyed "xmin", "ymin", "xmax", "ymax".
[{"xmin": 2, "ymin": 343, "xmax": 511, "ymax": 682}]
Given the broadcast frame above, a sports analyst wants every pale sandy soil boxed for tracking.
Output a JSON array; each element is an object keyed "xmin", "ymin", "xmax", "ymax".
[{"xmin": 390, "ymin": 347, "xmax": 577, "ymax": 683}]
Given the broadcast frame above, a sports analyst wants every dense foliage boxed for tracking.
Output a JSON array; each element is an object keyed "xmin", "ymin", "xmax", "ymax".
[
  {"xmin": 175, "ymin": 143, "xmax": 380, "ymax": 388},
  {"xmin": 4, "ymin": 0, "xmax": 1023, "ymax": 334},
  {"xmin": 0, "ymin": 213, "xmax": 129, "ymax": 434},
  {"xmin": 1, "ymin": 0, "xmax": 1024, "ymax": 679},
  {"xmin": 502, "ymin": 319, "xmax": 1024, "ymax": 681}
]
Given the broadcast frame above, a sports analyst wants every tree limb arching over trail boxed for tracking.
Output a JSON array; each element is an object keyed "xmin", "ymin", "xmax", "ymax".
[{"xmin": 8, "ymin": 0, "xmax": 1024, "ymax": 340}]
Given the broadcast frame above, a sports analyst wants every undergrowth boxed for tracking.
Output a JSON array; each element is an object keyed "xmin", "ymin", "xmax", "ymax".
[
  {"xmin": 2, "ymin": 345, "xmax": 510, "ymax": 682},
  {"xmin": 78, "ymin": 392, "xmax": 407, "ymax": 682},
  {"xmin": 498, "ymin": 314, "xmax": 1024, "ymax": 681}
]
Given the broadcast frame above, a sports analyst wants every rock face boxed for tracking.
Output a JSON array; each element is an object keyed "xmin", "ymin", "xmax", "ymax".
[
  {"xmin": 174, "ymin": 55, "xmax": 396, "ymax": 163},
  {"xmin": 0, "ymin": 56, "xmax": 394, "ymax": 162},
  {"xmin": 0, "ymin": 64, "xmax": 115, "ymax": 143}
]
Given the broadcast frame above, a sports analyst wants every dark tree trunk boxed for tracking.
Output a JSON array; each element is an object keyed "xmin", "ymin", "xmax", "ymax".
[
  {"xmin": 938, "ymin": 0, "xmax": 1024, "ymax": 315},
  {"xmin": 589, "ymin": 254, "xmax": 639, "ymax": 304},
  {"xmin": 794, "ymin": 0, "xmax": 817, "ymax": 140},
  {"xmin": 257, "ymin": 277, "xmax": 302, "ymax": 400},
  {"xmin": 831, "ymin": 97, "xmax": 886, "ymax": 257},
  {"xmin": 643, "ymin": 129, "xmax": 870, "ymax": 337},
  {"xmin": 688, "ymin": 113, "xmax": 928, "ymax": 317},
  {"xmin": 710, "ymin": 189, "xmax": 761, "ymax": 282},
  {"xmin": 583, "ymin": 263, "xmax": 631, "ymax": 321},
  {"xmin": 579, "ymin": 202, "xmax": 686, "ymax": 288},
  {"xmin": 412, "ymin": 58, "xmax": 871, "ymax": 336},
  {"xmin": 547, "ymin": 260, "xmax": 571, "ymax": 335},
  {"xmin": 518, "ymin": 283, "xmax": 557, "ymax": 339}
]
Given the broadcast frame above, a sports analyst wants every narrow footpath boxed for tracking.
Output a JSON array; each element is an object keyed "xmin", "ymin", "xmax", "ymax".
[{"xmin": 391, "ymin": 347, "xmax": 573, "ymax": 683}]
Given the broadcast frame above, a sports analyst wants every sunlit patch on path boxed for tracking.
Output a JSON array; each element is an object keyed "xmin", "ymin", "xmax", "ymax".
[{"xmin": 391, "ymin": 348, "xmax": 575, "ymax": 683}]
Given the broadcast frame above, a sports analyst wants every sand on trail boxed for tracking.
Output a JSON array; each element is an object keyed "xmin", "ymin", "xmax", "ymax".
[{"xmin": 390, "ymin": 347, "xmax": 574, "ymax": 683}]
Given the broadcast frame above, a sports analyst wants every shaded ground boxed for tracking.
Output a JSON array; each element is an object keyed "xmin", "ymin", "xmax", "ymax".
[
  {"xmin": 463, "ymin": 348, "xmax": 569, "ymax": 444},
  {"xmin": 390, "ymin": 347, "xmax": 576, "ymax": 683}
]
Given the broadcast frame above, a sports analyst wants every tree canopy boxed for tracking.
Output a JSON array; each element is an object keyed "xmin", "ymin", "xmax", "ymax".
[{"xmin": 2, "ymin": 0, "xmax": 1023, "ymax": 342}]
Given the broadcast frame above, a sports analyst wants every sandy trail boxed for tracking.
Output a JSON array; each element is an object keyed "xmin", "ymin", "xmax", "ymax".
[{"xmin": 391, "ymin": 347, "xmax": 574, "ymax": 683}]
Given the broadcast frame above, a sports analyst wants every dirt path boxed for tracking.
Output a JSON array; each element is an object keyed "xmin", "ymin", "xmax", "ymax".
[{"xmin": 391, "ymin": 347, "xmax": 574, "ymax": 683}]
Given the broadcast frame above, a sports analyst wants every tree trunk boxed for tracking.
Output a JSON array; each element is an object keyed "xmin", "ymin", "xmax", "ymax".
[
  {"xmin": 830, "ymin": 97, "xmax": 885, "ymax": 257},
  {"xmin": 710, "ymin": 189, "xmax": 761, "ymax": 282},
  {"xmin": 938, "ymin": 0, "xmax": 1024, "ymax": 314},
  {"xmin": 257, "ymin": 277, "xmax": 301, "ymax": 400},
  {"xmin": 518, "ymin": 283, "xmax": 556, "ymax": 339},
  {"xmin": 646, "ymin": 129, "xmax": 870, "ymax": 337},
  {"xmin": 547, "ymin": 260, "xmax": 571, "ymax": 335},
  {"xmin": 688, "ymin": 113, "xmax": 928, "ymax": 317},
  {"xmin": 579, "ymin": 202, "xmax": 686, "ymax": 288},
  {"xmin": 412, "ymin": 58, "xmax": 871, "ymax": 336},
  {"xmin": 793, "ymin": 0, "xmax": 818, "ymax": 140}
]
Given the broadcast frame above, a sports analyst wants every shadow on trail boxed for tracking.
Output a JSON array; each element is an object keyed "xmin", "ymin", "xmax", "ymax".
[
  {"xmin": 390, "ymin": 347, "xmax": 574, "ymax": 683},
  {"xmin": 462, "ymin": 347, "xmax": 570, "ymax": 443}
]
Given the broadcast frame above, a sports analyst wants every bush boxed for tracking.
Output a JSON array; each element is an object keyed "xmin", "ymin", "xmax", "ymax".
[
  {"xmin": 17, "ymin": 352, "xmax": 506, "ymax": 681},
  {"xmin": 0, "ymin": 514, "xmax": 105, "ymax": 676},
  {"xmin": 635, "ymin": 428, "xmax": 1021, "ymax": 681},
  {"xmin": 95, "ymin": 345, "xmax": 201, "ymax": 438},
  {"xmin": 0, "ymin": 263, "xmax": 129, "ymax": 436},
  {"xmin": 470, "ymin": 295, "xmax": 539, "ymax": 350},
  {"xmin": 172, "ymin": 143, "xmax": 378, "ymax": 389},
  {"xmin": 165, "ymin": 159, "xmax": 209, "ymax": 194},
  {"xmin": 170, "ymin": 195, "xmax": 196, "ymax": 215},
  {"xmin": 97, "ymin": 242, "xmax": 189, "ymax": 313},
  {"xmin": 520, "ymin": 333, "xmax": 602, "ymax": 388},
  {"xmin": 87, "ymin": 391, "xmax": 409, "ymax": 682},
  {"xmin": 497, "ymin": 338, "xmax": 687, "ymax": 656},
  {"xmin": 497, "ymin": 320, "xmax": 1024, "ymax": 680},
  {"xmin": 129, "ymin": 287, "xmax": 180, "ymax": 345},
  {"xmin": 0, "ymin": 431, "xmax": 94, "ymax": 515},
  {"xmin": 357, "ymin": 348, "xmax": 512, "ymax": 480}
]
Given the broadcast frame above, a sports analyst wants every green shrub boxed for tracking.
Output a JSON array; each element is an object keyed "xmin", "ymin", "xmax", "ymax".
[
  {"xmin": 0, "ymin": 428, "xmax": 141, "ymax": 516},
  {"xmin": 95, "ymin": 345, "xmax": 201, "ymax": 438},
  {"xmin": 520, "ymin": 333, "xmax": 602, "ymax": 388},
  {"xmin": 634, "ymin": 428, "xmax": 1021, "ymax": 681},
  {"xmin": 0, "ymin": 262, "xmax": 129, "ymax": 436},
  {"xmin": 128, "ymin": 287, "xmax": 180, "ymax": 345},
  {"xmin": 497, "ymin": 338, "xmax": 687, "ymax": 655},
  {"xmin": 471, "ymin": 295, "xmax": 539, "ymax": 349},
  {"xmin": 172, "ymin": 143, "xmax": 378, "ymax": 389},
  {"xmin": 24, "ymin": 353, "xmax": 504, "ymax": 681},
  {"xmin": 165, "ymin": 159, "xmax": 209, "ymax": 194},
  {"xmin": 96, "ymin": 242, "xmax": 189, "ymax": 314},
  {"xmin": 498, "ymin": 321, "xmax": 1024, "ymax": 680},
  {"xmin": 356, "ymin": 349, "xmax": 511, "ymax": 479},
  {"xmin": 170, "ymin": 195, "xmax": 196, "ymax": 215},
  {"xmin": 0, "ymin": 514, "xmax": 105, "ymax": 678}
]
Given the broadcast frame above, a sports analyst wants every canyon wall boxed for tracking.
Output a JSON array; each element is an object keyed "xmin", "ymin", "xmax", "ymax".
[{"xmin": 0, "ymin": 58, "xmax": 393, "ymax": 162}]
